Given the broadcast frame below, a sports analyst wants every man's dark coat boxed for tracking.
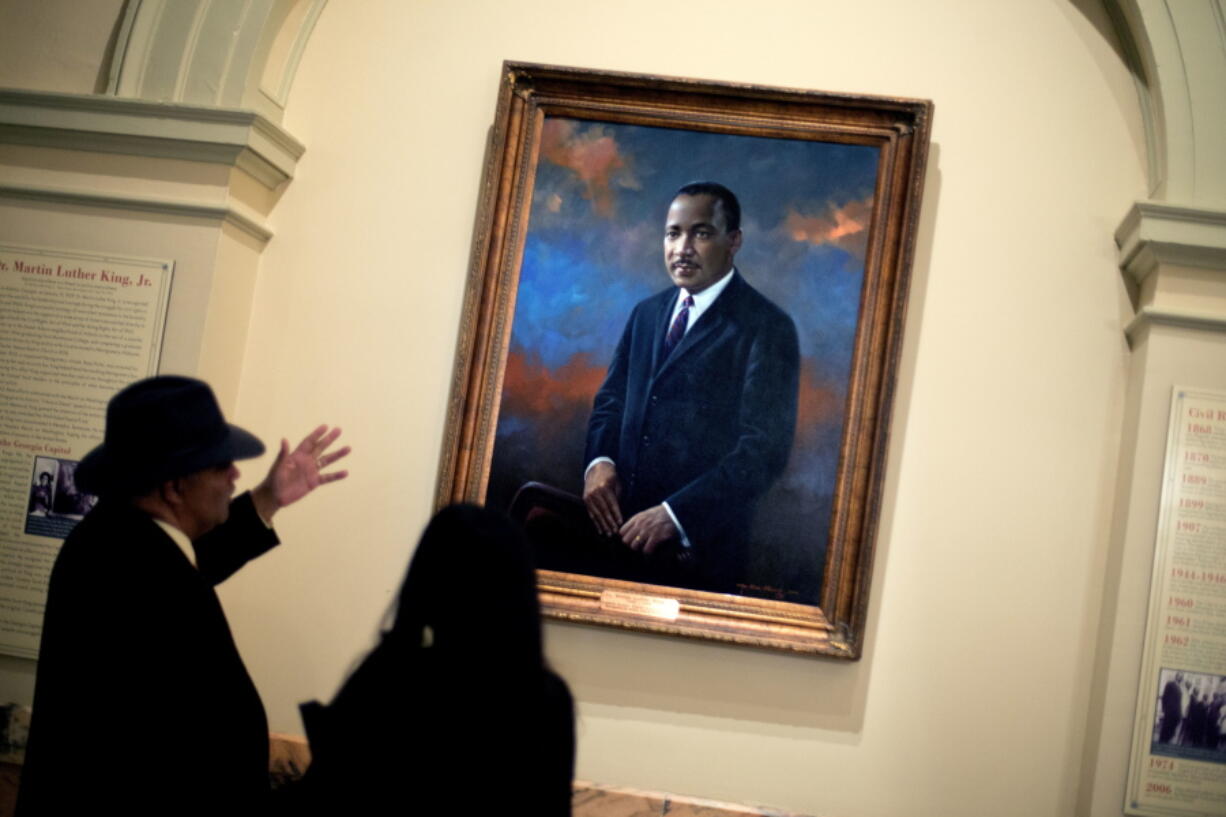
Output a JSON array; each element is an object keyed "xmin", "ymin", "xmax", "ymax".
[
  {"xmin": 16, "ymin": 493, "xmax": 278, "ymax": 816},
  {"xmin": 585, "ymin": 272, "xmax": 800, "ymax": 592}
]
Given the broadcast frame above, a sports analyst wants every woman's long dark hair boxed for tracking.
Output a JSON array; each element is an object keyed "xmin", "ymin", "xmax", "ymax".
[
  {"xmin": 386, "ymin": 504, "xmax": 546, "ymax": 671},
  {"xmin": 298, "ymin": 505, "xmax": 573, "ymax": 816}
]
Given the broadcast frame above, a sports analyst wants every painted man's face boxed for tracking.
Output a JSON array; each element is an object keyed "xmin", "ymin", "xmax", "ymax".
[{"xmin": 663, "ymin": 194, "xmax": 742, "ymax": 294}]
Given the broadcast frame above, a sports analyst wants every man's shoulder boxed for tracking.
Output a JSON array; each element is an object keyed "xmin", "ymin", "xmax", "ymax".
[
  {"xmin": 55, "ymin": 501, "xmax": 168, "ymax": 573},
  {"xmin": 722, "ymin": 273, "xmax": 797, "ymax": 331},
  {"xmin": 64, "ymin": 499, "xmax": 155, "ymax": 537},
  {"xmin": 621, "ymin": 286, "xmax": 678, "ymax": 326},
  {"xmin": 634, "ymin": 286, "xmax": 679, "ymax": 310}
]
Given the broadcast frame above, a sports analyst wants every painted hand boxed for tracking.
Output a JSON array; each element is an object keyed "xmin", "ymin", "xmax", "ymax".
[
  {"xmin": 583, "ymin": 460, "xmax": 623, "ymax": 536},
  {"xmin": 619, "ymin": 505, "xmax": 677, "ymax": 555}
]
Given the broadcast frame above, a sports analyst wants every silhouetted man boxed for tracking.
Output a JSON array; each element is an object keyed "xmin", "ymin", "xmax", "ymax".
[{"xmin": 18, "ymin": 376, "xmax": 350, "ymax": 816}]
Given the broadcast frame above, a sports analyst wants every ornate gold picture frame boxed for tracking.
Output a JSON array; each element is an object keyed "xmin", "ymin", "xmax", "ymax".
[{"xmin": 436, "ymin": 62, "xmax": 932, "ymax": 658}]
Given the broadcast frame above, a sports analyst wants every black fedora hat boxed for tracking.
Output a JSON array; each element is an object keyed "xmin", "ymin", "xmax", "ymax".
[{"xmin": 76, "ymin": 376, "xmax": 265, "ymax": 496}]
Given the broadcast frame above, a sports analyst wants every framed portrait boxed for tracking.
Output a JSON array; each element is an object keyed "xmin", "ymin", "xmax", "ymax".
[{"xmin": 436, "ymin": 62, "xmax": 932, "ymax": 658}]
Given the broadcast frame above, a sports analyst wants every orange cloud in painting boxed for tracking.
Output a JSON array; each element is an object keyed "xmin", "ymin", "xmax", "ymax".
[
  {"xmin": 784, "ymin": 198, "xmax": 874, "ymax": 261},
  {"xmin": 794, "ymin": 365, "xmax": 845, "ymax": 448},
  {"xmin": 501, "ymin": 351, "xmax": 847, "ymax": 476},
  {"xmin": 539, "ymin": 119, "xmax": 633, "ymax": 218},
  {"xmin": 502, "ymin": 350, "xmax": 607, "ymax": 418}
]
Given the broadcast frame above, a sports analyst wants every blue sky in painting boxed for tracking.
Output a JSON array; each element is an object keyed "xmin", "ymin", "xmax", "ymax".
[{"xmin": 510, "ymin": 121, "xmax": 878, "ymax": 375}]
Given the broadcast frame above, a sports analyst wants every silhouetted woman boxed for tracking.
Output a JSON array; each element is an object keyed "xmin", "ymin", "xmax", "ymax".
[{"xmin": 295, "ymin": 504, "xmax": 575, "ymax": 815}]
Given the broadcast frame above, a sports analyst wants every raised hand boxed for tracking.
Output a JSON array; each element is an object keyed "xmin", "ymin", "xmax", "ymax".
[{"xmin": 252, "ymin": 425, "xmax": 350, "ymax": 521}]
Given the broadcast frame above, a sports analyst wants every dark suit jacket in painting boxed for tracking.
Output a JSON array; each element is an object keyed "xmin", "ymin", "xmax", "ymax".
[
  {"xmin": 16, "ymin": 492, "xmax": 279, "ymax": 817},
  {"xmin": 585, "ymin": 272, "xmax": 800, "ymax": 593}
]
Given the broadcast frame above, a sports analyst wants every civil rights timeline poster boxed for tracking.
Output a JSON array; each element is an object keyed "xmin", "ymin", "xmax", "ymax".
[
  {"xmin": 0, "ymin": 243, "xmax": 172, "ymax": 658},
  {"xmin": 1127, "ymin": 387, "xmax": 1226, "ymax": 817}
]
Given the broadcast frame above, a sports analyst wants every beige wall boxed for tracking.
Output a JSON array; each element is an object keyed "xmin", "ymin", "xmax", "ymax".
[
  {"xmin": 227, "ymin": 2, "xmax": 1146, "ymax": 815},
  {"xmin": 0, "ymin": 1, "xmax": 1160, "ymax": 815}
]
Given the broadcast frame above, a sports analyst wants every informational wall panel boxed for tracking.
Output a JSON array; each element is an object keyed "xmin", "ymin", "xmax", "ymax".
[
  {"xmin": 0, "ymin": 244, "xmax": 172, "ymax": 658},
  {"xmin": 1127, "ymin": 387, "xmax": 1226, "ymax": 816}
]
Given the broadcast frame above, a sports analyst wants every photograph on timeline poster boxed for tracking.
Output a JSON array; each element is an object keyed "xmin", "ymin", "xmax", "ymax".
[
  {"xmin": 437, "ymin": 63, "xmax": 932, "ymax": 658},
  {"xmin": 1126, "ymin": 387, "xmax": 1226, "ymax": 817},
  {"xmin": 0, "ymin": 244, "xmax": 172, "ymax": 659},
  {"xmin": 1147, "ymin": 668, "xmax": 1226, "ymax": 764},
  {"xmin": 23, "ymin": 456, "xmax": 96, "ymax": 541}
]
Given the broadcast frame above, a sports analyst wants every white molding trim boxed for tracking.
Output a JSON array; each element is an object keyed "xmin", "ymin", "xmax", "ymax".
[
  {"xmin": 1125, "ymin": 305, "xmax": 1226, "ymax": 342},
  {"xmin": 258, "ymin": 1, "xmax": 329, "ymax": 109},
  {"xmin": 0, "ymin": 182, "xmax": 273, "ymax": 244},
  {"xmin": 111, "ymin": 0, "xmax": 328, "ymax": 123},
  {"xmin": 1115, "ymin": 200, "xmax": 1226, "ymax": 283},
  {"xmin": 0, "ymin": 88, "xmax": 304, "ymax": 190},
  {"xmin": 1104, "ymin": 0, "xmax": 1164, "ymax": 197},
  {"xmin": 1111, "ymin": 1, "xmax": 1226, "ymax": 204}
]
